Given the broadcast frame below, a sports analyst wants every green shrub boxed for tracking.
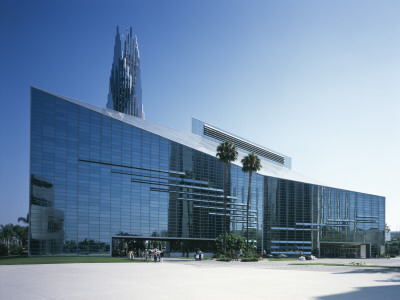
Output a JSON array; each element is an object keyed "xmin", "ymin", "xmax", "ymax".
[
  {"xmin": 0, "ymin": 243, "xmax": 8, "ymax": 257},
  {"xmin": 216, "ymin": 254, "xmax": 232, "ymax": 262},
  {"xmin": 241, "ymin": 254, "xmax": 260, "ymax": 262},
  {"xmin": 240, "ymin": 256, "xmax": 259, "ymax": 262},
  {"xmin": 9, "ymin": 244, "xmax": 23, "ymax": 255}
]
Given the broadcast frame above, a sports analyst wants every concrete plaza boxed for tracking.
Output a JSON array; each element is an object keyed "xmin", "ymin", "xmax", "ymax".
[{"xmin": 1, "ymin": 258, "xmax": 399, "ymax": 299}]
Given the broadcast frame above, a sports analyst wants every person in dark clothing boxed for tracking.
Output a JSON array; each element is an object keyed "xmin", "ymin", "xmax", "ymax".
[{"xmin": 160, "ymin": 249, "xmax": 164, "ymax": 262}]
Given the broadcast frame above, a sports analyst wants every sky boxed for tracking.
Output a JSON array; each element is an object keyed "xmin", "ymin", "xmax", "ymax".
[{"xmin": 0, "ymin": 0, "xmax": 399, "ymax": 230}]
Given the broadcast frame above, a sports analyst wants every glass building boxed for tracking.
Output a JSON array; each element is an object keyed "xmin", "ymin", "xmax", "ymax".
[{"xmin": 29, "ymin": 87, "xmax": 385, "ymax": 257}]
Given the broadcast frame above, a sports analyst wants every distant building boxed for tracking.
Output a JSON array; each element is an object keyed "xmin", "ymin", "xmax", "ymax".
[
  {"xmin": 29, "ymin": 88, "xmax": 386, "ymax": 258},
  {"xmin": 106, "ymin": 26, "xmax": 144, "ymax": 118}
]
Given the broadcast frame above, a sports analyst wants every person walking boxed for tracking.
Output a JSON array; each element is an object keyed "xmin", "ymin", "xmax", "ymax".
[
  {"xmin": 197, "ymin": 249, "xmax": 202, "ymax": 261},
  {"xmin": 160, "ymin": 249, "xmax": 164, "ymax": 262}
]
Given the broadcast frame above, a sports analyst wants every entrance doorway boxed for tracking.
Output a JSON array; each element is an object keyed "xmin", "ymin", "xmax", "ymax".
[
  {"xmin": 111, "ymin": 236, "xmax": 215, "ymax": 258},
  {"xmin": 319, "ymin": 242, "xmax": 370, "ymax": 258}
]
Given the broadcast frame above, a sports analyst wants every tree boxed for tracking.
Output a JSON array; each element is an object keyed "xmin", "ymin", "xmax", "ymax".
[
  {"xmin": 215, "ymin": 233, "xmax": 246, "ymax": 255},
  {"xmin": 13, "ymin": 225, "xmax": 28, "ymax": 248},
  {"xmin": 0, "ymin": 223, "xmax": 29, "ymax": 256},
  {"xmin": 18, "ymin": 213, "xmax": 30, "ymax": 225},
  {"xmin": 216, "ymin": 141, "xmax": 238, "ymax": 253},
  {"xmin": 241, "ymin": 153, "xmax": 262, "ymax": 252},
  {"xmin": 0, "ymin": 224, "xmax": 14, "ymax": 248},
  {"xmin": 386, "ymin": 240, "xmax": 400, "ymax": 257}
]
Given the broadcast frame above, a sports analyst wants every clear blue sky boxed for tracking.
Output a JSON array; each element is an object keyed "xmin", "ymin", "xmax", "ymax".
[{"xmin": 1, "ymin": 0, "xmax": 399, "ymax": 230}]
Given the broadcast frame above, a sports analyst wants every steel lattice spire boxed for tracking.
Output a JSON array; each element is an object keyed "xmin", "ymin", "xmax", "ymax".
[{"xmin": 107, "ymin": 26, "xmax": 144, "ymax": 119}]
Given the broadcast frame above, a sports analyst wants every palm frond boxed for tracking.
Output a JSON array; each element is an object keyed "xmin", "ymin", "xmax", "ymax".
[
  {"xmin": 241, "ymin": 153, "xmax": 262, "ymax": 173},
  {"xmin": 216, "ymin": 141, "xmax": 238, "ymax": 163}
]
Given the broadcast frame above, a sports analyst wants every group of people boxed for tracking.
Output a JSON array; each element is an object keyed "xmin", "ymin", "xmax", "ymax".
[
  {"xmin": 230, "ymin": 249, "xmax": 244, "ymax": 260},
  {"xmin": 195, "ymin": 249, "xmax": 204, "ymax": 260},
  {"xmin": 126, "ymin": 248, "xmax": 165, "ymax": 262},
  {"xmin": 142, "ymin": 248, "xmax": 165, "ymax": 262},
  {"xmin": 127, "ymin": 248, "xmax": 208, "ymax": 262}
]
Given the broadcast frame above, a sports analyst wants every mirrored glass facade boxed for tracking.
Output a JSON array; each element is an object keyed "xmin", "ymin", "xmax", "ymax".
[{"xmin": 29, "ymin": 88, "xmax": 385, "ymax": 257}]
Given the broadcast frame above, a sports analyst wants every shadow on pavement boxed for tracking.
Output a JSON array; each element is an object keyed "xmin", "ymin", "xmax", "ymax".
[
  {"xmin": 317, "ymin": 285, "xmax": 400, "ymax": 300},
  {"xmin": 333, "ymin": 267, "xmax": 400, "ymax": 275},
  {"xmin": 375, "ymin": 274, "xmax": 400, "ymax": 283}
]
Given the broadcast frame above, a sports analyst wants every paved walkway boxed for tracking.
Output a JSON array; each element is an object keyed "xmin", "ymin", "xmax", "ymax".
[{"xmin": 1, "ymin": 258, "xmax": 399, "ymax": 299}]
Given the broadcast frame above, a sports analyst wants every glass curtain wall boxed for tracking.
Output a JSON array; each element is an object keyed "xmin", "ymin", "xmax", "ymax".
[
  {"xmin": 30, "ymin": 89, "xmax": 263, "ymax": 255},
  {"xmin": 29, "ymin": 88, "xmax": 385, "ymax": 257},
  {"xmin": 264, "ymin": 178, "xmax": 385, "ymax": 257}
]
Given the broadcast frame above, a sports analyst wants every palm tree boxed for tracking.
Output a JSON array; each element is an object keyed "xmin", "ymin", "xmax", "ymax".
[
  {"xmin": 18, "ymin": 213, "xmax": 30, "ymax": 225},
  {"xmin": 216, "ymin": 141, "xmax": 238, "ymax": 253},
  {"xmin": 241, "ymin": 153, "xmax": 262, "ymax": 252}
]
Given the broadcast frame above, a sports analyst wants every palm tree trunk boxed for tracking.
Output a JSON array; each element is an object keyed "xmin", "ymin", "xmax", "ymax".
[
  {"xmin": 223, "ymin": 162, "xmax": 229, "ymax": 253},
  {"xmin": 247, "ymin": 171, "xmax": 252, "ymax": 253}
]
